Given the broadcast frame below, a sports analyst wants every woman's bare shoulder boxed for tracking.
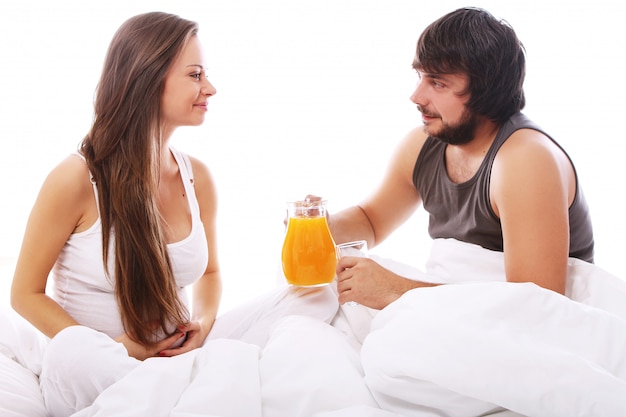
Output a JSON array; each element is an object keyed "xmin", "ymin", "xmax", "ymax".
[
  {"xmin": 44, "ymin": 154, "xmax": 92, "ymax": 190},
  {"xmin": 184, "ymin": 154, "xmax": 215, "ymax": 188},
  {"xmin": 183, "ymin": 154, "xmax": 217, "ymax": 211},
  {"xmin": 27, "ymin": 154, "xmax": 96, "ymax": 235},
  {"xmin": 37, "ymin": 154, "xmax": 96, "ymax": 217}
]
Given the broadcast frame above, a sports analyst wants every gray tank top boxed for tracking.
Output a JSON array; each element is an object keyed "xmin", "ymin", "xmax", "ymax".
[{"xmin": 412, "ymin": 112, "xmax": 594, "ymax": 263}]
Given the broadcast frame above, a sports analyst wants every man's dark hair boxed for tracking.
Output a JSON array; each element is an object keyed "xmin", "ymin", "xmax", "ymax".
[{"xmin": 413, "ymin": 7, "xmax": 526, "ymax": 124}]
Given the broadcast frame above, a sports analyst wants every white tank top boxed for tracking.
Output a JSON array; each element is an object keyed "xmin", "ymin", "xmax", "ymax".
[{"xmin": 51, "ymin": 148, "xmax": 209, "ymax": 339}]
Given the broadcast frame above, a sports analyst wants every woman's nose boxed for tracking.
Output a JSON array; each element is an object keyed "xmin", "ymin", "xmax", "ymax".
[{"xmin": 203, "ymin": 79, "xmax": 217, "ymax": 96}]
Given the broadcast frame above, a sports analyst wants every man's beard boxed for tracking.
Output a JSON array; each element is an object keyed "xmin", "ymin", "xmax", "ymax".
[{"xmin": 422, "ymin": 107, "xmax": 479, "ymax": 145}]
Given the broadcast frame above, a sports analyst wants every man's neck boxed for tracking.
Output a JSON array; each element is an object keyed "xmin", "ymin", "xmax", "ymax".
[{"xmin": 445, "ymin": 118, "xmax": 500, "ymax": 183}]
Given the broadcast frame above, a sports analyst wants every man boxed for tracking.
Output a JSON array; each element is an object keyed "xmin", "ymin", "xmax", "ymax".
[{"xmin": 326, "ymin": 7, "xmax": 594, "ymax": 310}]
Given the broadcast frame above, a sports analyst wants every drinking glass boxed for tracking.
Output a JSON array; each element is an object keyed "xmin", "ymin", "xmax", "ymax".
[
  {"xmin": 336, "ymin": 240, "xmax": 368, "ymax": 258},
  {"xmin": 336, "ymin": 240, "xmax": 368, "ymax": 305}
]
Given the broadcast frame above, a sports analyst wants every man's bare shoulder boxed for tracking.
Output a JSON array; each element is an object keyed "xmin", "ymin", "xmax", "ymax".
[
  {"xmin": 402, "ymin": 126, "xmax": 429, "ymax": 147},
  {"xmin": 374, "ymin": 126, "xmax": 430, "ymax": 198},
  {"xmin": 496, "ymin": 128, "xmax": 570, "ymax": 168},
  {"xmin": 492, "ymin": 128, "xmax": 576, "ymax": 208},
  {"xmin": 392, "ymin": 126, "xmax": 429, "ymax": 161}
]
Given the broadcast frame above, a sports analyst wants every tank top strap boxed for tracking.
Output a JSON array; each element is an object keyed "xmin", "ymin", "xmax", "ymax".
[
  {"xmin": 485, "ymin": 113, "xmax": 544, "ymax": 162},
  {"xmin": 170, "ymin": 147, "xmax": 201, "ymax": 218},
  {"xmin": 73, "ymin": 152, "xmax": 101, "ymax": 217}
]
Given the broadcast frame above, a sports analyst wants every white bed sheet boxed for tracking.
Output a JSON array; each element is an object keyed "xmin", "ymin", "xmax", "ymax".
[{"xmin": 1, "ymin": 239, "xmax": 625, "ymax": 417}]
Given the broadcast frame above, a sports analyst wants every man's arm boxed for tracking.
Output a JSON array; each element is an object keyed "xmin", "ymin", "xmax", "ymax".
[
  {"xmin": 329, "ymin": 127, "xmax": 427, "ymax": 248},
  {"xmin": 490, "ymin": 129, "xmax": 575, "ymax": 294},
  {"xmin": 332, "ymin": 127, "xmax": 436, "ymax": 309}
]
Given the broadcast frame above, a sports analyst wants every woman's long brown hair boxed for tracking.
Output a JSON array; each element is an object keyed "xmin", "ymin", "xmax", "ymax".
[{"xmin": 80, "ymin": 12, "xmax": 197, "ymax": 345}]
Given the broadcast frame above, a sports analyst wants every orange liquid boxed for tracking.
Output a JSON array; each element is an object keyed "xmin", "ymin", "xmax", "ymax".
[{"xmin": 281, "ymin": 216, "xmax": 337, "ymax": 286}]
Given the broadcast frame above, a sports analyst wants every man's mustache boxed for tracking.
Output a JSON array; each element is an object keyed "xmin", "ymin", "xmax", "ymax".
[{"xmin": 416, "ymin": 104, "xmax": 438, "ymax": 118}]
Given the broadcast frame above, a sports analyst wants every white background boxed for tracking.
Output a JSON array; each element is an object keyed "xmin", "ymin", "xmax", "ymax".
[{"xmin": 1, "ymin": 0, "xmax": 624, "ymax": 313}]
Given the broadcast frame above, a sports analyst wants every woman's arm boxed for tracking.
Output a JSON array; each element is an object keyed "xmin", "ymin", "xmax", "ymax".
[
  {"xmin": 11, "ymin": 155, "xmax": 92, "ymax": 338},
  {"xmin": 165, "ymin": 155, "xmax": 222, "ymax": 354}
]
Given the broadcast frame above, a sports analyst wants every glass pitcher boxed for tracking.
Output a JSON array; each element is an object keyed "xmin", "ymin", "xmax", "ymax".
[{"xmin": 281, "ymin": 200, "xmax": 337, "ymax": 286}]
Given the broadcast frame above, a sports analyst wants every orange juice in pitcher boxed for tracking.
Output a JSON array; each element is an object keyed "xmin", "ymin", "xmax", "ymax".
[{"xmin": 281, "ymin": 200, "xmax": 337, "ymax": 286}]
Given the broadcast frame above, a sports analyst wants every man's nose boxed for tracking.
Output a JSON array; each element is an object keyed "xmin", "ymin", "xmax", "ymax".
[{"xmin": 409, "ymin": 81, "xmax": 425, "ymax": 105}]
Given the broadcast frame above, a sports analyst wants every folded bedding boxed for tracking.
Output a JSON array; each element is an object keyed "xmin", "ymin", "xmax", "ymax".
[
  {"xmin": 0, "ymin": 306, "xmax": 48, "ymax": 417},
  {"xmin": 0, "ymin": 238, "xmax": 625, "ymax": 417}
]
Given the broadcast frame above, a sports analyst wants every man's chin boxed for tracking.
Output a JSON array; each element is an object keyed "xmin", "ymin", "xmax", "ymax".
[{"xmin": 422, "ymin": 123, "xmax": 440, "ymax": 137}]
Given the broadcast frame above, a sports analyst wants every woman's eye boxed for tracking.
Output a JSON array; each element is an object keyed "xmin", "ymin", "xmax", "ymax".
[{"xmin": 191, "ymin": 73, "xmax": 202, "ymax": 80}]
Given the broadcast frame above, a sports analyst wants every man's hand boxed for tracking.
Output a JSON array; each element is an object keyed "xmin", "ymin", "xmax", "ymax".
[
  {"xmin": 336, "ymin": 256, "xmax": 436, "ymax": 309},
  {"xmin": 336, "ymin": 256, "xmax": 399, "ymax": 309}
]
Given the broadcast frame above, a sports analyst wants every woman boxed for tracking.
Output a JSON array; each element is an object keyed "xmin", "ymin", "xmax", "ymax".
[{"xmin": 11, "ymin": 12, "xmax": 219, "ymax": 416}]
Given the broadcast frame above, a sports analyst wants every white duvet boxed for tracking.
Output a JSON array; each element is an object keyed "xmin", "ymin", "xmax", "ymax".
[{"xmin": 2, "ymin": 238, "xmax": 626, "ymax": 417}]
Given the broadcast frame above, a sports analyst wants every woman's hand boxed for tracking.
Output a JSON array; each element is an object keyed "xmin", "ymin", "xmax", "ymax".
[
  {"xmin": 116, "ymin": 320, "xmax": 209, "ymax": 360},
  {"xmin": 115, "ymin": 331, "xmax": 187, "ymax": 360},
  {"xmin": 157, "ymin": 321, "xmax": 208, "ymax": 357}
]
